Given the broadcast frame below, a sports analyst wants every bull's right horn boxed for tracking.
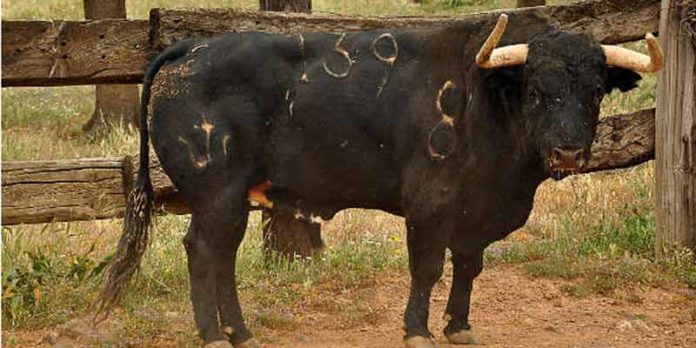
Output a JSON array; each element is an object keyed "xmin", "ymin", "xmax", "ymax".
[
  {"xmin": 602, "ymin": 33, "xmax": 664, "ymax": 73},
  {"xmin": 476, "ymin": 14, "xmax": 528, "ymax": 69}
]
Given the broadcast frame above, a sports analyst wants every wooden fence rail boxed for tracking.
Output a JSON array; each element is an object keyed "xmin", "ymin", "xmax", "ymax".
[
  {"xmin": 2, "ymin": 0, "xmax": 659, "ymax": 87},
  {"xmin": 2, "ymin": 19, "xmax": 148, "ymax": 86},
  {"xmin": 1, "ymin": 108, "xmax": 655, "ymax": 226}
]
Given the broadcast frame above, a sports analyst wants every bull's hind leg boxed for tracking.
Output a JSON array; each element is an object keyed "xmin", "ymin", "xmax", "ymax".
[
  {"xmin": 184, "ymin": 185, "xmax": 260, "ymax": 348},
  {"xmin": 443, "ymin": 249, "xmax": 483, "ymax": 345}
]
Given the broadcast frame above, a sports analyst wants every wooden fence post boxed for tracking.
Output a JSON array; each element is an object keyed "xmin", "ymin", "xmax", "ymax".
[
  {"xmin": 82, "ymin": 0, "xmax": 140, "ymax": 135},
  {"xmin": 259, "ymin": 0, "xmax": 311, "ymax": 12},
  {"xmin": 517, "ymin": 0, "xmax": 546, "ymax": 7},
  {"xmin": 259, "ymin": 0, "xmax": 323, "ymax": 259},
  {"xmin": 655, "ymin": 0, "xmax": 696, "ymax": 257}
]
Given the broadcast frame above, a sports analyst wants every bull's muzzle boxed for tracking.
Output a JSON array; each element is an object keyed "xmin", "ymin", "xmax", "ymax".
[{"xmin": 549, "ymin": 147, "xmax": 587, "ymax": 177}]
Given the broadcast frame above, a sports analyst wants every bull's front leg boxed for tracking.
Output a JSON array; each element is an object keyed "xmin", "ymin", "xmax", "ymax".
[
  {"xmin": 443, "ymin": 249, "xmax": 483, "ymax": 345},
  {"xmin": 403, "ymin": 215, "xmax": 450, "ymax": 348}
]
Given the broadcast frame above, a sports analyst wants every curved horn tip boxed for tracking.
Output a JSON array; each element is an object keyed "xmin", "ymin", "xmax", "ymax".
[
  {"xmin": 495, "ymin": 13, "xmax": 508, "ymax": 31},
  {"xmin": 645, "ymin": 32, "xmax": 664, "ymax": 72},
  {"xmin": 476, "ymin": 13, "xmax": 511, "ymax": 67}
]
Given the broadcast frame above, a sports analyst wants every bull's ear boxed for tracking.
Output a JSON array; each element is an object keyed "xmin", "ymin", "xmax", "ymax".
[{"xmin": 606, "ymin": 67, "xmax": 642, "ymax": 93}]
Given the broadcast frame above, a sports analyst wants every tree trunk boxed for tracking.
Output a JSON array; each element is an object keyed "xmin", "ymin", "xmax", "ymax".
[
  {"xmin": 82, "ymin": 0, "xmax": 140, "ymax": 135},
  {"xmin": 259, "ymin": 0, "xmax": 311, "ymax": 12},
  {"xmin": 262, "ymin": 211, "xmax": 324, "ymax": 258},
  {"xmin": 655, "ymin": 0, "xmax": 696, "ymax": 257},
  {"xmin": 259, "ymin": 0, "xmax": 321, "ymax": 258},
  {"xmin": 517, "ymin": 0, "xmax": 546, "ymax": 7}
]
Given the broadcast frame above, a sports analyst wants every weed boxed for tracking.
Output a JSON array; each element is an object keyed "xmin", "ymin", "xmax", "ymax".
[
  {"xmin": 559, "ymin": 283, "xmax": 586, "ymax": 297},
  {"xmin": 254, "ymin": 311, "xmax": 300, "ymax": 330},
  {"xmin": 1, "ymin": 232, "xmax": 110, "ymax": 326}
]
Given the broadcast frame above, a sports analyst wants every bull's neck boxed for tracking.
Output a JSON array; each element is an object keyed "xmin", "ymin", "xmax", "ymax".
[{"xmin": 458, "ymin": 70, "xmax": 542, "ymax": 179}]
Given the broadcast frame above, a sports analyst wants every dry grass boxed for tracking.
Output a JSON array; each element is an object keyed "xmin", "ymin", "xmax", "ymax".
[
  {"xmin": 1, "ymin": 0, "xmax": 580, "ymax": 19},
  {"xmin": 2, "ymin": 0, "xmax": 694, "ymax": 346}
]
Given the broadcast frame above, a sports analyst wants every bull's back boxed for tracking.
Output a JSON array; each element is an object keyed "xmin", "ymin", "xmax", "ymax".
[
  {"xmin": 149, "ymin": 29, "xmax": 438, "ymax": 211},
  {"xmin": 262, "ymin": 29, "xmax": 441, "ymax": 211}
]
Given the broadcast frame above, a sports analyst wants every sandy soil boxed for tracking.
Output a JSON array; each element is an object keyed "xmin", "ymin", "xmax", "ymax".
[
  {"xmin": 266, "ymin": 266, "xmax": 696, "ymax": 348},
  {"xmin": 6, "ymin": 265, "xmax": 696, "ymax": 347}
]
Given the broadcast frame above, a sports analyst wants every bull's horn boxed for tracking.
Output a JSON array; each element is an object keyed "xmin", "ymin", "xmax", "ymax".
[
  {"xmin": 602, "ymin": 33, "xmax": 664, "ymax": 73},
  {"xmin": 476, "ymin": 14, "xmax": 528, "ymax": 69}
]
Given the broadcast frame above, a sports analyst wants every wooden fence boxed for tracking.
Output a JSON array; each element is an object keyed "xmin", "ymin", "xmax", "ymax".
[
  {"xmin": 0, "ymin": 0, "xmax": 669, "ymax": 227},
  {"xmin": 2, "ymin": 0, "xmax": 659, "ymax": 86}
]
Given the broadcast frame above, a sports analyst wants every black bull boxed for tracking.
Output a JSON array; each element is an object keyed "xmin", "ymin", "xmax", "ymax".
[{"xmin": 97, "ymin": 13, "xmax": 652, "ymax": 348}]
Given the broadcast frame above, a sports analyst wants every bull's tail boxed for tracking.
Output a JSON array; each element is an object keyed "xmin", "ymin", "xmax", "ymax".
[{"xmin": 94, "ymin": 43, "xmax": 191, "ymax": 321}]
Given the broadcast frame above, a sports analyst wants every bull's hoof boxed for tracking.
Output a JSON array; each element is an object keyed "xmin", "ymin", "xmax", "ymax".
[
  {"xmin": 446, "ymin": 329, "xmax": 477, "ymax": 345},
  {"xmin": 404, "ymin": 335, "xmax": 437, "ymax": 348},
  {"xmin": 204, "ymin": 341, "xmax": 234, "ymax": 348},
  {"xmin": 234, "ymin": 337, "xmax": 261, "ymax": 348}
]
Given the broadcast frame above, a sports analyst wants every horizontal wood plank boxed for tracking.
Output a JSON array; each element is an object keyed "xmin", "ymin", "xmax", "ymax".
[
  {"xmin": 2, "ymin": 158, "xmax": 126, "ymax": 224},
  {"xmin": 1, "ymin": 19, "xmax": 149, "ymax": 87},
  {"xmin": 587, "ymin": 108, "xmax": 655, "ymax": 173},
  {"xmin": 152, "ymin": 0, "xmax": 659, "ymax": 49}
]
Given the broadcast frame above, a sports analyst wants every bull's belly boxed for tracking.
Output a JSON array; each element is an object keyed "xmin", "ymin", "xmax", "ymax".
[{"xmin": 264, "ymin": 143, "xmax": 403, "ymax": 217}]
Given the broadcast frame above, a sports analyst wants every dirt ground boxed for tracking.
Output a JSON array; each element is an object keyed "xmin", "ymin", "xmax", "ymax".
[
  {"xmin": 7, "ymin": 265, "xmax": 696, "ymax": 348},
  {"xmin": 265, "ymin": 266, "xmax": 696, "ymax": 348}
]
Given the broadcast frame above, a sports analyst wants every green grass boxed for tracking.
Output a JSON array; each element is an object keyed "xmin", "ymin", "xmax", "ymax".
[{"xmin": 485, "ymin": 176, "xmax": 696, "ymax": 295}]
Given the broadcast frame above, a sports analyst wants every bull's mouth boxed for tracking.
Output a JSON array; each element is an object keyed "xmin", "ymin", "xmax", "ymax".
[
  {"xmin": 548, "ymin": 167, "xmax": 580, "ymax": 180},
  {"xmin": 546, "ymin": 160, "xmax": 586, "ymax": 180}
]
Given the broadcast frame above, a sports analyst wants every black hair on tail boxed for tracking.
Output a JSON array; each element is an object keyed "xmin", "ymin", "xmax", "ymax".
[{"xmin": 93, "ymin": 43, "xmax": 191, "ymax": 322}]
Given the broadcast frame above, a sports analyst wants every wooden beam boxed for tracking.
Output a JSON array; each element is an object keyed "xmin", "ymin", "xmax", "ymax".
[
  {"xmin": 586, "ymin": 108, "xmax": 655, "ymax": 174},
  {"xmin": 1, "ymin": 0, "xmax": 659, "ymax": 87},
  {"xmin": 655, "ymin": 0, "xmax": 696, "ymax": 256},
  {"xmin": 517, "ymin": 0, "xmax": 546, "ymax": 7},
  {"xmin": 259, "ymin": 0, "xmax": 311, "ymax": 12},
  {"xmin": 151, "ymin": 0, "xmax": 659, "ymax": 50},
  {"xmin": 1, "ymin": 19, "xmax": 148, "ymax": 87},
  {"xmin": 0, "ymin": 156, "xmax": 189, "ymax": 226},
  {"xmin": 1, "ymin": 108, "xmax": 656, "ymax": 226},
  {"xmin": 1, "ymin": 158, "xmax": 127, "ymax": 225}
]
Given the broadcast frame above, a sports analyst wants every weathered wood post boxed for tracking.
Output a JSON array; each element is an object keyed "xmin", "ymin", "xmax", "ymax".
[
  {"xmin": 655, "ymin": 0, "xmax": 696, "ymax": 257},
  {"xmin": 516, "ymin": 0, "xmax": 546, "ymax": 7},
  {"xmin": 259, "ymin": 0, "xmax": 323, "ymax": 258},
  {"xmin": 259, "ymin": 0, "xmax": 311, "ymax": 12},
  {"xmin": 82, "ymin": 0, "xmax": 140, "ymax": 135}
]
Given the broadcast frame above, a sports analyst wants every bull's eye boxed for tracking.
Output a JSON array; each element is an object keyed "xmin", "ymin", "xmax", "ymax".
[
  {"xmin": 548, "ymin": 96, "xmax": 564, "ymax": 110},
  {"xmin": 528, "ymin": 89, "xmax": 541, "ymax": 107}
]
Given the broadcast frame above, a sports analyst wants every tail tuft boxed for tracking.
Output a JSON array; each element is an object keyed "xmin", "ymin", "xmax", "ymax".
[{"xmin": 93, "ymin": 177, "xmax": 153, "ymax": 322}]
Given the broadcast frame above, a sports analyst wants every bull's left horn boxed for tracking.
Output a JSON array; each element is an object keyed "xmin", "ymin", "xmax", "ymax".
[
  {"xmin": 602, "ymin": 33, "xmax": 664, "ymax": 73},
  {"xmin": 476, "ymin": 14, "xmax": 528, "ymax": 69}
]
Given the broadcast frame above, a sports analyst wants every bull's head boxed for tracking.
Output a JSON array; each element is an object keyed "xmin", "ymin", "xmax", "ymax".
[{"xmin": 476, "ymin": 14, "xmax": 663, "ymax": 180}]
